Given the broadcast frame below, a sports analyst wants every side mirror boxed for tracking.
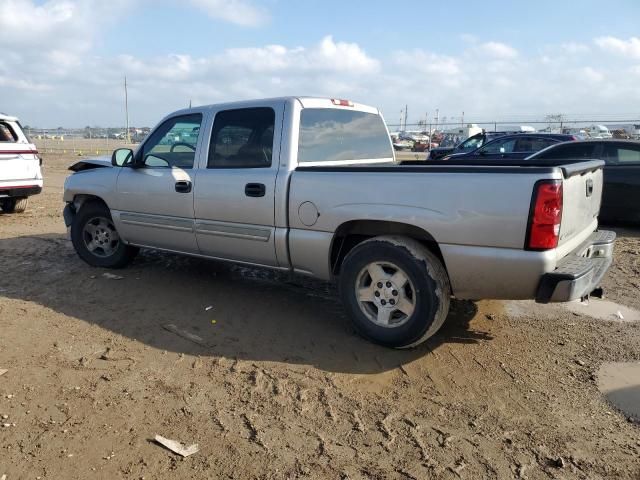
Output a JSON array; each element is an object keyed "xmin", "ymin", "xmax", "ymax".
[{"xmin": 112, "ymin": 148, "xmax": 134, "ymax": 167}]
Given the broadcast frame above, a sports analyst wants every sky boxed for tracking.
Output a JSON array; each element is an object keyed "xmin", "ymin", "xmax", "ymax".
[{"xmin": 1, "ymin": 0, "xmax": 640, "ymax": 127}]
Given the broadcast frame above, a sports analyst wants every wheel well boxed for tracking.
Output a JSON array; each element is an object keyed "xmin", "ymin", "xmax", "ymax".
[
  {"xmin": 71, "ymin": 194, "xmax": 109, "ymax": 214},
  {"xmin": 330, "ymin": 220, "xmax": 446, "ymax": 275}
]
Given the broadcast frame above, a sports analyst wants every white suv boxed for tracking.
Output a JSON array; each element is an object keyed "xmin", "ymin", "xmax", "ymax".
[{"xmin": 0, "ymin": 113, "xmax": 42, "ymax": 213}]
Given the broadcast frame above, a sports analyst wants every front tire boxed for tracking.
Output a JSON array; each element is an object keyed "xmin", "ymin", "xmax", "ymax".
[
  {"xmin": 1, "ymin": 197, "xmax": 29, "ymax": 213},
  {"xmin": 339, "ymin": 236, "xmax": 451, "ymax": 349},
  {"xmin": 70, "ymin": 202, "xmax": 138, "ymax": 268}
]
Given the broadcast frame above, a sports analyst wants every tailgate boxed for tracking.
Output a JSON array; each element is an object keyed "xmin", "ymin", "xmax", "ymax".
[
  {"xmin": 558, "ymin": 161, "xmax": 603, "ymax": 246},
  {"xmin": 0, "ymin": 146, "xmax": 39, "ymax": 183}
]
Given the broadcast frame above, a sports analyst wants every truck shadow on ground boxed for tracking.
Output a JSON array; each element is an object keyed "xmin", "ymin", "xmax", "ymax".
[{"xmin": 0, "ymin": 233, "xmax": 494, "ymax": 374}]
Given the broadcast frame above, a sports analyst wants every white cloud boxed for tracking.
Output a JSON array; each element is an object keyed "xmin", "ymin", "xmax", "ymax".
[
  {"xmin": 581, "ymin": 66, "xmax": 604, "ymax": 83},
  {"xmin": 188, "ymin": 0, "xmax": 268, "ymax": 26},
  {"xmin": 395, "ymin": 51, "xmax": 460, "ymax": 76},
  {"xmin": 1, "ymin": 5, "xmax": 639, "ymax": 128},
  {"xmin": 0, "ymin": 0, "xmax": 131, "ymax": 52},
  {"xmin": 477, "ymin": 41, "xmax": 518, "ymax": 59},
  {"xmin": 595, "ymin": 36, "xmax": 640, "ymax": 59},
  {"xmin": 561, "ymin": 42, "xmax": 590, "ymax": 54},
  {"xmin": 215, "ymin": 36, "xmax": 379, "ymax": 74}
]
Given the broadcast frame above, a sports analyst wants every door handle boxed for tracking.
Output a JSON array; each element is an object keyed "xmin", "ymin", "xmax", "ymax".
[
  {"xmin": 175, "ymin": 180, "xmax": 192, "ymax": 193},
  {"xmin": 245, "ymin": 183, "xmax": 266, "ymax": 197}
]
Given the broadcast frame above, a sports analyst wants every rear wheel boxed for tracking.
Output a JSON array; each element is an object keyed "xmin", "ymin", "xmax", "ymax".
[
  {"xmin": 339, "ymin": 236, "xmax": 451, "ymax": 349},
  {"xmin": 1, "ymin": 197, "xmax": 29, "ymax": 213},
  {"xmin": 70, "ymin": 202, "xmax": 138, "ymax": 268}
]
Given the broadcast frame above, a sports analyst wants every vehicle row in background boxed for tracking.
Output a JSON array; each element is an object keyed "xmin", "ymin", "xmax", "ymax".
[
  {"xmin": 390, "ymin": 130, "xmax": 437, "ymax": 152},
  {"xmin": 0, "ymin": 113, "xmax": 42, "ymax": 214},
  {"xmin": 442, "ymin": 133, "xmax": 577, "ymax": 161},
  {"xmin": 428, "ymin": 126, "xmax": 539, "ymax": 160},
  {"xmin": 414, "ymin": 123, "xmax": 637, "ymax": 161}
]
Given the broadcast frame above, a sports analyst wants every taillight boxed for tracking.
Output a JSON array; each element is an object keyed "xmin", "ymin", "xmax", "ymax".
[{"xmin": 527, "ymin": 180, "xmax": 563, "ymax": 250}]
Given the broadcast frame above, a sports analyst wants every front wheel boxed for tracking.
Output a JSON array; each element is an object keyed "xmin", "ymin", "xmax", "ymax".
[
  {"xmin": 70, "ymin": 202, "xmax": 138, "ymax": 268},
  {"xmin": 1, "ymin": 197, "xmax": 29, "ymax": 213},
  {"xmin": 339, "ymin": 236, "xmax": 451, "ymax": 349}
]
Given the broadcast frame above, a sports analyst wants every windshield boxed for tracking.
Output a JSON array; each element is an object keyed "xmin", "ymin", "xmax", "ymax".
[{"xmin": 455, "ymin": 135, "xmax": 483, "ymax": 152}]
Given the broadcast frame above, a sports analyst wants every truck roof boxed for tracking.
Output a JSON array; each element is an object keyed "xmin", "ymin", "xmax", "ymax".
[{"xmin": 171, "ymin": 96, "xmax": 380, "ymax": 117}]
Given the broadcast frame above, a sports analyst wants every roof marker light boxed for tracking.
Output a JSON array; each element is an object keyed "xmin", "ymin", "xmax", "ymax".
[{"xmin": 331, "ymin": 99, "xmax": 354, "ymax": 107}]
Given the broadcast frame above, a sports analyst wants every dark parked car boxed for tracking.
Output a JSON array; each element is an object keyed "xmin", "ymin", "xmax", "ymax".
[
  {"xmin": 427, "ymin": 131, "xmax": 519, "ymax": 160},
  {"xmin": 428, "ymin": 129, "xmax": 564, "ymax": 160},
  {"xmin": 443, "ymin": 133, "xmax": 577, "ymax": 161},
  {"xmin": 528, "ymin": 140, "xmax": 640, "ymax": 223}
]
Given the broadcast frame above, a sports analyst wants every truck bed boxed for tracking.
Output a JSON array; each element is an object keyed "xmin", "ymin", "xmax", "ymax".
[{"xmin": 289, "ymin": 159, "xmax": 604, "ymax": 300}]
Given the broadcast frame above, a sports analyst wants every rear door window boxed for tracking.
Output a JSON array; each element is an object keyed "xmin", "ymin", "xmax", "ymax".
[
  {"xmin": 208, "ymin": 107, "xmax": 275, "ymax": 168},
  {"xmin": 514, "ymin": 137, "xmax": 558, "ymax": 153},
  {"xmin": 481, "ymin": 138, "xmax": 516, "ymax": 154},
  {"xmin": 298, "ymin": 109, "xmax": 393, "ymax": 164}
]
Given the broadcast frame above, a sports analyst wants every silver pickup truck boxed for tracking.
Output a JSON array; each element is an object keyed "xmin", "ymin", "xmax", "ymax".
[{"xmin": 63, "ymin": 97, "xmax": 615, "ymax": 348}]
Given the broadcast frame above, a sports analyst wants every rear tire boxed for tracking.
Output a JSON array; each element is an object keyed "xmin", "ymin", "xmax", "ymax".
[
  {"xmin": 339, "ymin": 236, "xmax": 451, "ymax": 349},
  {"xmin": 1, "ymin": 197, "xmax": 28, "ymax": 213},
  {"xmin": 71, "ymin": 202, "xmax": 138, "ymax": 269}
]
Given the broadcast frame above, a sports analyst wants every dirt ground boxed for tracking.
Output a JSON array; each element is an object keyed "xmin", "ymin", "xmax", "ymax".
[{"xmin": 1, "ymin": 150, "xmax": 639, "ymax": 479}]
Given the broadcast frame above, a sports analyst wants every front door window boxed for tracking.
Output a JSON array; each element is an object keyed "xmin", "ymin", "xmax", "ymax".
[{"xmin": 140, "ymin": 114, "xmax": 202, "ymax": 168}]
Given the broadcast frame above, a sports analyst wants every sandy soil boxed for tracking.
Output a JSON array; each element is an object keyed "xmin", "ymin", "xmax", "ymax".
[{"xmin": 1, "ymin": 150, "xmax": 639, "ymax": 479}]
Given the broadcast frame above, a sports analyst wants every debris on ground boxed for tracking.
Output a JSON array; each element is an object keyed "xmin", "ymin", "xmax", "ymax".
[
  {"xmin": 154, "ymin": 435, "xmax": 199, "ymax": 457},
  {"xmin": 0, "ymin": 369, "xmax": 7, "ymax": 377},
  {"xmin": 205, "ymin": 306, "xmax": 214, "ymax": 311},
  {"xmin": 162, "ymin": 324, "xmax": 209, "ymax": 347},
  {"xmin": 552, "ymin": 456, "xmax": 566, "ymax": 468},
  {"xmin": 102, "ymin": 273, "xmax": 124, "ymax": 280}
]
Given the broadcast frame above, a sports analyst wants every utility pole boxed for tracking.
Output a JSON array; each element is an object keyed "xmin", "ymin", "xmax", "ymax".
[
  {"xmin": 124, "ymin": 76, "xmax": 130, "ymax": 144},
  {"xmin": 404, "ymin": 104, "xmax": 408, "ymax": 131},
  {"xmin": 435, "ymin": 109, "xmax": 439, "ymax": 133},
  {"xmin": 461, "ymin": 111, "xmax": 464, "ymax": 127}
]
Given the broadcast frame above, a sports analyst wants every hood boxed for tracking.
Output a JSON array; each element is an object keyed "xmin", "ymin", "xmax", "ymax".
[{"xmin": 68, "ymin": 156, "xmax": 112, "ymax": 172}]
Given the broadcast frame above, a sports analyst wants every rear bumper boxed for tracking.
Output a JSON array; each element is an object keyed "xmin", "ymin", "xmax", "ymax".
[
  {"xmin": 536, "ymin": 230, "xmax": 616, "ymax": 303},
  {"xmin": 0, "ymin": 185, "xmax": 42, "ymax": 198}
]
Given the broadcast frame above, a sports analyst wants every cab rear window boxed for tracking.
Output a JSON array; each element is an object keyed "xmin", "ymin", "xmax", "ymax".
[
  {"xmin": 0, "ymin": 121, "xmax": 18, "ymax": 142},
  {"xmin": 298, "ymin": 109, "xmax": 392, "ymax": 164}
]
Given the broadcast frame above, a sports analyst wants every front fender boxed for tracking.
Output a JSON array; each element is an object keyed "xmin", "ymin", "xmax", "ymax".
[{"xmin": 63, "ymin": 167, "xmax": 119, "ymax": 204}]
